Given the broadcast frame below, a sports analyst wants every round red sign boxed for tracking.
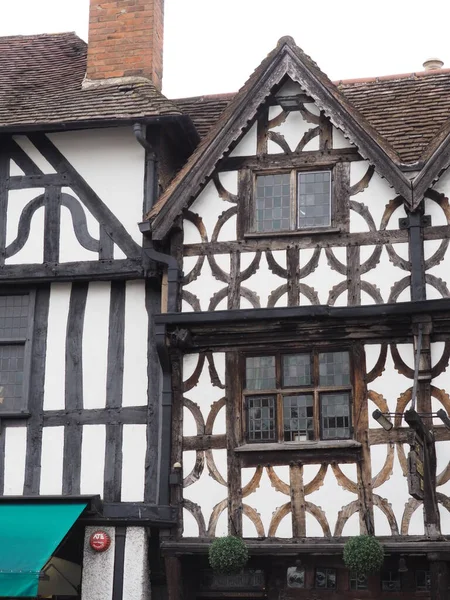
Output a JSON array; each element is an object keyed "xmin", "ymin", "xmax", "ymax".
[{"xmin": 89, "ymin": 530, "xmax": 111, "ymax": 552}]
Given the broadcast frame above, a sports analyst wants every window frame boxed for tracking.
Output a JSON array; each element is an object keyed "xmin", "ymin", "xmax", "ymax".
[
  {"xmin": 0, "ymin": 289, "xmax": 35, "ymax": 417},
  {"xmin": 250, "ymin": 167, "xmax": 335, "ymax": 235},
  {"xmin": 242, "ymin": 347, "xmax": 353, "ymax": 445}
]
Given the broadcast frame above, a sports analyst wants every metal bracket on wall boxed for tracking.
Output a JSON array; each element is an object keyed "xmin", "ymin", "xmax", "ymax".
[{"xmin": 399, "ymin": 214, "xmax": 432, "ymax": 229}]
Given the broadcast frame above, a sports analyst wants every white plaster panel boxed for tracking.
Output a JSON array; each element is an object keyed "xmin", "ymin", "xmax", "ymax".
[
  {"xmin": 218, "ymin": 171, "xmax": 238, "ymax": 195},
  {"xmin": 188, "ymin": 178, "xmax": 237, "ymax": 242},
  {"xmin": 269, "ymin": 110, "xmax": 319, "ymax": 154},
  {"xmin": 242, "ymin": 467, "xmax": 292, "ymax": 538},
  {"xmin": 183, "ymin": 352, "xmax": 225, "ymax": 435},
  {"xmin": 121, "ymin": 424, "xmax": 147, "ymax": 501},
  {"xmin": 40, "ymin": 426, "xmax": 64, "ymax": 495},
  {"xmin": 59, "ymin": 205, "xmax": 98, "ymax": 263},
  {"xmin": 269, "ymin": 106, "xmax": 283, "ymax": 120},
  {"xmin": 123, "ymin": 527, "xmax": 151, "ymax": 600},
  {"xmin": 122, "ymin": 281, "xmax": 148, "ymax": 407},
  {"xmin": 183, "ymin": 449, "xmax": 228, "ymax": 537},
  {"xmin": 3, "ymin": 426, "xmax": 27, "ymax": 495},
  {"xmin": 183, "ymin": 259, "xmax": 226, "ymax": 312},
  {"xmin": 436, "ymin": 440, "xmax": 450, "ymax": 499},
  {"xmin": 431, "ymin": 342, "xmax": 450, "ymax": 391},
  {"xmin": 6, "ymin": 188, "xmax": 44, "ymax": 265},
  {"xmin": 439, "ymin": 503, "xmax": 450, "ymax": 535},
  {"xmin": 362, "ymin": 245, "xmax": 408, "ymax": 304},
  {"xmin": 80, "ymin": 425, "xmax": 106, "ymax": 496},
  {"xmin": 9, "ymin": 160, "xmax": 25, "ymax": 176},
  {"xmin": 426, "ymin": 243, "xmax": 450, "ymax": 295},
  {"xmin": 229, "ymin": 123, "xmax": 257, "ymax": 157},
  {"xmin": 13, "ymin": 136, "xmax": 56, "ymax": 173},
  {"xmin": 83, "ymin": 282, "xmax": 110, "ymax": 409},
  {"xmin": 366, "ymin": 343, "xmax": 413, "ymax": 419},
  {"xmin": 276, "ymin": 80, "xmax": 304, "ymax": 97},
  {"xmin": 425, "ymin": 197, "xmax": 448, "ymax": 227},
  {"xmin": 44, "ymin": 283, "xmax": 72, "ymax": 411},
  {"xmin": 81, "ymin": 526, "xmax": 115, "ymax": 600},
  {"xmin": 48, "ymin": 127, "xmax": 144, "ymax": 244},
  {"xmin": 301, "ymin": 247, "xmax": 346, "ymax": 305},
  {"xmin": 243, "ymin": 252, "xmax": 286, "ymax": 308},
  {"xmin": 349, "ymin": 163, "xmax": 398, "ymax": 232},
  {"xmin": 332, "ymin": 127, "xmax": 354, "ymax": 149},
  {"xmin": 305, "ymin": 464, "xmax": 358, "ymax": 537},
  {"xmin": 183, "ymin": 219, "xmax": 203, "ymax": 245}
]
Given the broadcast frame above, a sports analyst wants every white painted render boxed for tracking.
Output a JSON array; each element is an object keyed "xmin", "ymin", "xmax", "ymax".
[
  {"xmin": 122, "ymin": 280, "xmax": 148, "ymax": 407},
  {"xmin": 59, "ymin": 187, "xmax": 99, "ymax": 263},
  {"xmin": 121, "ymin": 424, "xmax": 147, "ymax": 502},
  {"xmin": 3, "ymin": 426, "xmax": 27, "ymax": 495},
  {"xmin": 5, "ymin": 188, "xmax": 45, "ymax": 265},
  {"xmin": 44, "ymin": 283, "xmax": 72, "ymax": 411},
  {"xmin": 13, "ymin": 136, "xmax": 56, "ymax": 174},
  {"xmin": 122, "ymin": 528, "xmax": 151, "ymax": 600},
  {"xmin": 332, "ymin": 126, "xmax": 354, "ymax": 149},
  {"xmin": 40, "ymin": 426, "xmax": 65, "ymax": 495},
  {"xmin": 81, "ymin": 526, "xmax": 115, "ymax": 600},
  {"xmin": 229, "ymin": 123, "xmax": 257, "ymax": 157},
  {"xmin": 80, "ymin": 425, "xmax": 106, "ymax": 496},
  {"xmin": 82, "ymin": 282, "xmax": 111, "ymax": 409},
  {"xmin": 269, "ymin": 110, "xmax": 320, "ymax": 154},
  {"xmin": 48, "ymin": 127, "xmax": 145, "ymax": 245}
]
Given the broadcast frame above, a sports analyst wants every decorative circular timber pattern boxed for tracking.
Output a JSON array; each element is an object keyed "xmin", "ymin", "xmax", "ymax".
[
  {"xmin": 266, "ymin": 466, "xmax": 290, "ymax": 496},
  {"xmin": 387, "ymin": 276, "xmax": 411, "ymax": 304},
  {"xmin": 183, "ymin": 397, "xmax": 205, "ymax": 434},
  {"xmin": 401, "ymin": 493, "xmax": 450, "ymax": 535},
  {"xmin": 184, "ymin": 210, "xmax": 208, "ymax": 242},
  {"xmin": 213, "ymin": 174, "xmax": 238, "ymax": 204},
  {"xmin": 267, "ymin": 283, "xmax": 319, "ymax": 307},
  {"xmin": 366, "ymin": 344, "xmax": 388, "ymax": 383},
  {"xmin": 265, "ymin": 250, "xmax": 289, "ymax": 279},
  {"xmin": 425, "ymin": 273, "xmax": 450, "ymax": 298},
  {"xmin": 183, "ymin": 499, "xmax": 207, "ymax": 537},
  {"xmin": 205, "ymin": 398, "xmax": 226, "ymax": 435},
  {"xmin": 327, "ymin": 280, "xmax": 383, "ymax": 306},
  {"xmin": 401, "ymin": 497, "xmax": 422, "ymax": 535},
  {"xmin": 183, "ymin": 450, "xmax": 205, "ymax": 488},
  {"xmin": 367, "ymin": 391, "xmax": 395, "ymax": 488},
  {"xmin": 373, "ymin": 494, "xmax": 399, "ymax": 535},
  {"xmin": 208, "ymin": 286, "xmax": 261, "ymax": 311},
  {"xmin": 267, "ymin": 503, "xmax": 291, "ymax": 537},
  {"xmin": 304, "ymin": 463, "xmax": 328, "ymax": 495},
  {"xmin": 299, "ymin": 247, "xmax": 322, "ymax": 279},
  {"xmin": 183, "ymin": 353, "xmax": 206, "ymax": 393},
  {"xmin": 331, "ymin": 462, "xmax": 358, "ymax": 494},
  {"xmin": 380, "ymin": 197, "xmax": 412, "ymax": 272},
  {"xmin": 206, "ymin": 352, "xmax": 225, "ymax": 389},
  {"xmin": 431, "ymin": 342, "xmax": 450, "ymax": 379},
  {"xmin": 242, "ymin": 504, "xmax": 265, "ymax": 537},
  {"xmin": 423, "ymin": 190, "xmax": 450, "ymax": 271},
  {"xmin": 205, "ymin": 449, "xmax": 227, "ymax": 487},
  {"xmin": 242, "ymin": 466, "xmax": 264, "ymax": 497},
  {"xmin": 183, "ymin": 255, "xmax": 205, "ymax": 285},
  {"xmin": 334, "ymin": 499, "xmax": 359, "ymax": 536},
  {"xmin": 181, "ymin": 290, "xmax": 201, "ymax": 312},
  {"xmin": 207, "ymin": 499, "xmax": 228, "ymax": 537},
  {"xmin": 268, "ymin": 500, "xmax": 331, "ymax": 537},
  {"xmin": 211, "ymin": 206, "xmax": 238, "ymax": 243},
  {"xmin": 390, "ymin": 344, "xmax": 415, "ymax": 379}
]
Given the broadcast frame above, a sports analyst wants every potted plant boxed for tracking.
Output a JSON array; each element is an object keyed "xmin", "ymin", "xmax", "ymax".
[
  {"xmin": 208, "ymin": 536, "xmax": 249, "ymax": 574},
  {"xmin": 343, "ymin": 535, "xmax": 384, "ymax": 575}
]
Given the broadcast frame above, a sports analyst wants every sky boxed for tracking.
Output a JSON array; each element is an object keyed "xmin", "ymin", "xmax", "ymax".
[{"xmin": 2, "ymin": 0, "xmax": 450, "ymax": 98}]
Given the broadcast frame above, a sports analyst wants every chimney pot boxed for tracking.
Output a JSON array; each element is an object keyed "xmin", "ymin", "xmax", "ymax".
[{"xmin": 422, "ymin": 58, "xmax": 444, "ymax": 71}]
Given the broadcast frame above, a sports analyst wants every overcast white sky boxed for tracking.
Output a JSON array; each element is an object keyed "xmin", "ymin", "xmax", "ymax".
[{"xmin": 2, "ymin": 0, "xmax": 450, "ymax": 98}]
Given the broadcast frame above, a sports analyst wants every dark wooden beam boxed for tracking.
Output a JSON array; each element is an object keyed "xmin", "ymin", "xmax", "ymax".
[{"xmin": 219, "ymin": 149, "xmax": 361, "ymax": 172}]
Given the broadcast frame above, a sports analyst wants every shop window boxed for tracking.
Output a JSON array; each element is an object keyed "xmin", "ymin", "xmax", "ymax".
[
  {"xmin": 381, "ymin": 570, "xmax": 401, "ymax": 592},
  {"xmin": 287, "ymin": 566, "xmax": 305, "ymax": 588},
  {"xmin": 315, "ymin": 567, "xmax": 336, "ymax": 589},
  {"xmin": 244, "ymin": 349, "xmax": 352, "ymax": 443}
]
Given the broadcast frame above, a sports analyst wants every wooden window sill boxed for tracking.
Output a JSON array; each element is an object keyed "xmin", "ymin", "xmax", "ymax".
[
  {"xmin": 235, "ymin": 439, "xmax": 362, "ymax": 467},
  {"xmin": 244, "ymin": 227, "xmax": 342, "ymax": 239}
]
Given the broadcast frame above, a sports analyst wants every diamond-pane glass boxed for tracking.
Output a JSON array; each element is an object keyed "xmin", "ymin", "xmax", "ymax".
[
  {"xmin": 320, "ymin": 392, "xmax": 351, "ymax": 439},
  {"xmin": 255, "ymin": 174, "xmax": 291, "ymax": 232},
  {"xmin": 298, "ymin": 171, "xmax": 331, "ymax": 228},
  {"xmin": 246, "ymin": 356, "xmax": 276, "ymax": 390},
  {"xmin": 319, "ymin": 351, "xmax": 350, "ymax": 386},
  {"xmin": 0, "ymin": 345, "xmax": 25, "ymax": 411},
  {"xmin": 282, "ymin": 354, "xmax": 311, "ymax": 387},
  {"xmin": 247, "ymin": 396, "xmax": 276, "ymax": 441},
  {"xmin": 283, "ymin": 395, "xmax": 314, "ymax": 441},
  {"xmin": 0, "ymin": 295, "xmax": 30, "ymax": 338}
]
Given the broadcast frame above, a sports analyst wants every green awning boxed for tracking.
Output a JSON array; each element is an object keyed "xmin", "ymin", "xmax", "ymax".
[{"xmin": 0, "ymin": 502, "xmax": 86, "ymax": 597}]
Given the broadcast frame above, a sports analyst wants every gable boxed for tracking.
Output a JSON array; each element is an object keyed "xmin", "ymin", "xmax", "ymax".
[{"xmin": 148, "ymin": 37, "xmax": 412, "ymax": 240}]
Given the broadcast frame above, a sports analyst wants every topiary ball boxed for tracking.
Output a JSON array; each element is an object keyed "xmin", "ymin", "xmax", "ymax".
[
  {"xmin": 343, "ymin": 535, "xmax": 384, "ymax": 575},
  {"xmin": 209, "ymin": 536, "xmax": 249, "ymax": 574}
]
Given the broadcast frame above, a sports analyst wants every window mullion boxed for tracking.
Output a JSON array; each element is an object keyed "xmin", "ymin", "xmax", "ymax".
[
  {"xmin": 290, "ymin": 170, "xmax": 296, "ymax": 230},
  {"xmin": 277, "ymin": 392, "xmax": 283, "ymax": 443}
]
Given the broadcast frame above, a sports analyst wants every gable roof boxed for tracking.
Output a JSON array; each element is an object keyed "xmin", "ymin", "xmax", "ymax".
[
  {"xmin": 0, "ymin": 32, "xmax": 183, "ymax": 130},
  {"xmin": 176, "ymin": 69, "xmax": 450, "ymax": 167},
  {"xmin": 148, "ymin": 36, "xmax": 412, "ymax": 239}
]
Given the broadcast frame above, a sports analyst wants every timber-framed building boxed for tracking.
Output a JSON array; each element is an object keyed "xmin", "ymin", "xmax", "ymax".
[{"xmin": 1, "ymin": 1, "xmax": 450, "ymax": 599}]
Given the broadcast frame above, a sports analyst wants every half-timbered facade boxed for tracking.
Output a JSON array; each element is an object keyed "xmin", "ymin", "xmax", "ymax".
[{"xmin": 147, "ymin": 38, "xmax": 450, "ymax": 600}]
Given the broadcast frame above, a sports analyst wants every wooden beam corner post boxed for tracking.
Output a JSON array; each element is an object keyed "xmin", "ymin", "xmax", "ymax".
[{"xmin": 226, "ymin": 352, "xmax": 243, "ymax": 536}]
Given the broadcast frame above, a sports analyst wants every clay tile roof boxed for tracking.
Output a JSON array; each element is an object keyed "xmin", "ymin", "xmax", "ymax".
[
  {"xmin": 0, "ymin": 32, "xmax": 181, "ymax": 130},
  {"xmin": 175, "ymin": 69, "xmax": 450, "ymax": 166}
]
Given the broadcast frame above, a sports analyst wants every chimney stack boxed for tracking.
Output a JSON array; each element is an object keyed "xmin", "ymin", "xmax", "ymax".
[
  {"xmin": 422, "ymin": 58, "xmax": 444, "ymax": 71},
  {"xmin": 86, "ymin": 0, "xmax": 164, "ymax": 90}
]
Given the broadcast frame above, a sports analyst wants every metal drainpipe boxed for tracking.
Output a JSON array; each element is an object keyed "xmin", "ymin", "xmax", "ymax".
[{"xmin": 133, "ymin": 122, "xmax": 180, "ymax": 507}]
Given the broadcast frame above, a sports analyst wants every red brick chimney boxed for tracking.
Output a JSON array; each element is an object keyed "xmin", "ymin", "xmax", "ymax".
[{"xmin": 86, "ymin": 0, "xmax": 164, "ymax": 90}]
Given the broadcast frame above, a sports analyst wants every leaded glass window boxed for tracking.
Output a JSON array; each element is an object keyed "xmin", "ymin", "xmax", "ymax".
[
  {"xmin": 315, "ymin": 568, "xmax": 336, "ymax": 589},
  {"xmin": 287, "ymin": 566, "xmax": 305, "ymax": 588},
  {"xmin": 0, "ymin": 294, "xmax": 32, "ymax": 413},
  {"xmin": 244, "ymin": 349, "xmax": 352, "ymax": 443},
  {"xmin": 253, "ymin": 170, "xmax": 332, "ymax": 233},
  {"xmin": 381, "ymin": 571, "xmax": 401, "ymax": 592},
  {"xmin": 350, "ymin": 572, "xmax": 368, "ymax": 590}
]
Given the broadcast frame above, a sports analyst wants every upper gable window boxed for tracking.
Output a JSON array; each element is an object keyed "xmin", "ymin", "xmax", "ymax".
[{"xmin": 254, "ymin": 170, "xmax": 331, "ymax": 233}]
